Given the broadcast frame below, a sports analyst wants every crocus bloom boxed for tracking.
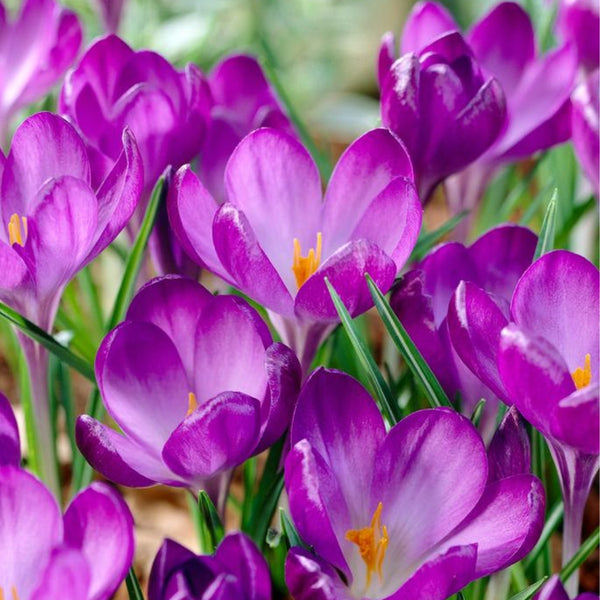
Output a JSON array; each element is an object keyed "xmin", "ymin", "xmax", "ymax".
[
  {"xmin": 0, "ymin": 111, "xmax": 142, "ymax": 491},
  {"xmin": 390, "ymin": 224, "xmax": 537, "ymax": 440},
  {"xmin": 448, "ymin": 250, "xmax": 599, "ymax": 595},
  {"xmin": 59, "ymin": 34, "xmax": 210, "ymax": 195},
  {"xmin": 535, "ymin": 575, "xmax": 600, "ymax": 600},
  {"xmin": 148, "ymin": 533, "xmax": 271, "ymax": 600},
  {"xmin": 76, "ymin": 275, "xmax": 301, "ymax": 510},
  {"xmin": 169, "ymin": 127, "xmax": 422, "ymax": 371},
  {"xmin": 556, "ymin": 0, "xmax": 600, "ymax": 72},
  {"xmin": 284, "ymin": 369, "xmax": 544, "ymax": 600},
  {"xmin": 571, "ymin": 70, "xmax": 599, "ymax": 195},
  {"xmin": 0, "ymin": 396, "xmax": 134, "ymax": 600},
  {"xmin": 0, "ymin": 0, "xmax": 81, "ymax": 144},
  {"xmin": 378, "ymin": 8, "xmax": 505, "ymax": 202},
  {"xmin": 93, "ymin": 0, "xmax": 125, "ymax": 34}
]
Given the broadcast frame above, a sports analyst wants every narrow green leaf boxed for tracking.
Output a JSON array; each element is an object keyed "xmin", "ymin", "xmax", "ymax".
[
  {"xmin": 280, "ymin": 509, "xmax": 307, "ymax": 549},
  {"xmin": 533, "ymin": 189, "xmax": 558, "ymax": 260},
  {"xmin": 365, "ymin": 275, "xmax": 452, "ymax": 409},
  {"xmin": 125, "ymin": 568, "xmax": 145, "ymax": 600},
  {"xmin": 325, "ymin": 278, "xmax": 398, "ymax": 424},
  {"xmin": 523, "ymin": 500, "xmax": 563, "ymax": 571},
  {"xmin": 411, "ymin": 210, "xmax": 469, "ymax": 262},
  {"xmin": 560, "ymin": 526, "xmax": 599, "ymax": 582},
  {"xmin": 470, "ymin": 399, "xmax": 486, "ymax": 428},
  {"xmin": 506, "ymin": 577, "xmax": 548, "ymax": 600},
  {"xmin": 0, "ymin": 302, "xmax": 95, "ymax": 382},
  {"xmin": 198, "ymin": 490, "xmax": 225, "ymax": 552}
]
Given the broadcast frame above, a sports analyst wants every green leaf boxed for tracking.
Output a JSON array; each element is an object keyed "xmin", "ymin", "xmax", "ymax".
[
  {"xmin": 280, "ymin": 509, "xmax": 307, "ymax": 549},
  {"xmin": 533, "ymin": 188, "xmax": 558, "ymax": 260},
  {"xmin": 0, "ymin": 301, "xmax": 95, "ymax": 382},
  {"xmin": 560, "ymin": 526, "xmax": 599, "ymax": 583},
  {"xmin": 470, "ymin": 399, "xmax": 486, "ymax": 428},
  {"xmin": 506, "ymin": 577, "xmax": 548, "ymax": 600},
  {"xmin": 325, "ymin": 278, "xmax": 399, "ymax": 424},
  {"xmin": 198, "ymin": 490, "xmax": 225, "ymax": 552},
  {"xmin": 125, "ymin": 568, "xmax": 145, "ymax": 600},
  {"xmin": 365, "ymin": 275, "xmax": 452, "ymax": 409},
  {"xmin": 411, "ymin": 210, "xmax": 469, "ymax": 262}
]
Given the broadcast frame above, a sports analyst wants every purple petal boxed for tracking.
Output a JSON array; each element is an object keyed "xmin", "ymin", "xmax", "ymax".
[
  {"xmin": 556, "ymin": 0, "xmax": 600, "ymax": 71},
  {"xmin": 438, "ymin": 474, "xmax": 545, "ymax": 578},
  {"xmin": 511, "ymin": 250, "xmax": 599, "ymax": 377},
  {"xmin": 224, "ymin": 128, "xmax": 322, "ymax": 291},
  {"xmin": 294, "ymin": 239, "xmax": 397, "ymax": 321},
  {"xmin": 378, "ymin": 32, "xmax": 397, "ymax": 89},
  {"xmin": 487, "ymin": 405, "xmax": 531, "ymax": 482},
  {"xmin": 0, "ymin": 466, "xmax": 63, "ymax": 600},
  {"xmin": 447, "ymin": 281, "xmax": 508, "ymax": 399},
  {"xmin": 534, "ymin": 575, "xmax": 570, "ymax": 600},
  {"xmin": 401, "ymin": 1, "xmax": 458, "ymax": 55},
  {"xmin": 389, "ymin": 544, "xmax": 477, "ymax": 600},
  {"xmin": 0, "ymin": 393, "xmax": 20, "ymax": 466},
  {"xmin": 162, "ymin": 392, "xmax": 261, "ymax": 481},
  {"xmin": 467, "ymin": 2, "xmax": 535, "ymax": 96},
  {"xmin": 64, "ymin": 482, "xmax": 134, "ymax": 600},
  {"xmin": 30, "ymin": 547, "xmax": 90, "ymax": 600}
]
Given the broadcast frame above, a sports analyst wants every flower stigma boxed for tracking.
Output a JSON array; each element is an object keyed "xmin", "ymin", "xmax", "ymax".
[
  {"xmin": 572, "ymin": 353, "xmax": 592, "ymax": 389},
  {"xmin": 345, "ymin": 501, "xmax": 389, "ymax": 590},
  {"xmin": 7, "ymin": 214, "xmax": 27, "ymax": 247},
  {"xmin": 0, "ymin": 586, "xmax": 19, "ymax": 600},
  {"xmin": 186, "ymin": 392, "xmax": 198, "ymax": 416},
  {"xmin": 292, "ymin": 232, "xmax": 322, "ymax": 289}
]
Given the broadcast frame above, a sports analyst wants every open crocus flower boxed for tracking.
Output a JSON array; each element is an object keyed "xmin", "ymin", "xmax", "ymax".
[
  {"xmin": 284, "ymin": 369, "xmax": 544, "ymax": 600},
  {"xmin": 556, "ymin": 0, "xmax": 599, "ymax": 73},
  {"xmin": 378, "ymin": 9, "xmax": 505, "ymax": 203},
  {"xmin": 0, "ymin": 0, "xmax": 81, "ymax": 143},
  {"xmin": 169, "ymin": 127, "xmax": 422, "ymax": 371},
  {"xmin": 76, "ymin": 275, "xmax": 301, "ymax": 509},
  {"xmin": 59, "ymin": 34, "xmax": 210, "ymax": 195},
  {"xmin": 148, "ymin": 533, "xmax": 271, "ymax": 600},
  {"xmin": 0, "ymin": 396, "xmax": 134, "ymax": 600},
  {"xmin": 535, "ymin": 575, "xmax": 600, "ymax": 600},
  {"xmin": 390, "ymin": 224, "xmax": 537, "ymax": 440},
  {"xmin": 447, "ymin": 250, "xmax": 599, "ymax": 595}
]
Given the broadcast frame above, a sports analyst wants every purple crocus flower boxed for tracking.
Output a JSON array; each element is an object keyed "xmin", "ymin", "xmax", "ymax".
[
  {"xmin": 92, "ymin": 0, "xmax": 126, "ymax": 34},
  {"xmin": 148, "ymin": 532, "xmax": 271, "ymax": 600},
  {"xmin": 0, "ymin": 111, "xmax": 142, "ymax": 491},
  {"xmin": 284, "ymin": 368, "xmax": 545, "ymax": 600},
  {"xmin": 0, "ymin": 396, "xmax": 134, "ymax": 600},
  {"xmin": 0, "ymin": 0, "xmax": 82, "ymax": 144},
  {"xmin": 556, "ymin": 0, "xmax": 600, "ymax": 73},
  {"xmin": 169, "ymin": 127, "xmax": 422, "ymax": 371},
  {"xmin": 390, "ymin": 224, "xmax": 537, "ymax": 440},
  {"xmin": 571, "ymin": 69, "xmax": 599, "ymax": 195},
  {"xmin": 378, "ymin": 14, "xmax": 506, "ymax": 203},
  {"xmin": 59, "ymin": 34, "xmax": 210, "ymax": 195},
  {"xmin": 76, "ymin": 275, "xmax": 301, "ymax": 510},
  {"xmin": 447, "ymin": 250, "xmax": 599, "ymax": 595},
  {"xmin": 535, "ymin": 575, "xmax": 600, "ymax": 600}
]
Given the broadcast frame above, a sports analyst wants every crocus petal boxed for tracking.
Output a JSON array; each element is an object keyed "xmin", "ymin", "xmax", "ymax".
[
  {"xmin": 400, "ymin": 1, "xmax": 458, "ymax": 55},
  {"xmin": 437, "ymin": 474, "xmax": 545, "ymax": 578},
  {"xmin": 534, "ymin": 575, "xmax": 570, "ymax": 600},
  {"xmin": 0, "ymin": 393, "xmax": 20, "ymax": 466},
  {"xmin": 378, "ymin": 32, "xmax": 397, "ymax": 89},
  {"xmin": 162, "ymin": 392, "xmax": 261, "ymax": 481},
  {"xmin": 294, "ymin": 239, "xmax": 396, "ymax": 321},
  {"xmin": 63, "ymin": 482, "xmax": 134, "ymax": 600},
  {"xmin": 467, "ymin": 2, "xmax": 535, "ymax": 96},
  {"xmin": 75, "ymin": 415, "xmax": 182, "ymax": 487},
  {"xmin": 212, "ymin": 202, "xmax": 294, "ymax": 316},
  {"xmin": 96, "ymin": 321, "xmax": 189, "ymax": 449},
  {"xmin": 213, "ymin": 533, "xmax": 271, "ymax": 600},
  {"xmin": 224, "ymin": 128, "xmax": 322, "ymax": 291},
  {"xmin": 511, "ymin": 250, "xmax": 599, "ymax": 377},
  {"xmin": 285, "ymin": 548, "xmax": 354, "ymax": 600},
  {"xmin": 389, "ymin": 544, "xmax": 477, "ymax": 600},
  {"xmin": 0, "ymin": 466, "xmax": 63, "ymax": 600},
  {"xmin": 447, "ymin": 281, "xmax": 508, "ymax": 399},
  {"xmin": 203, "ymin": 575, "xmax": 242, "ymax": 600},
  {"xmin": 557, "ymin": 0, "xmax": 600, "ymax": 71},
  {"xmin": 30, "ymin": 547, "xmax": 90, "ymax": 600},
  {"xmin": 321, "ymin": 128, "xmax": 414, "ymax": 254},
  {"xmin": 487, "ymin": 405, "xmax": 531, "ymax": 482},
  {"xmin": 373, "ymin": 409, "xmax": 487, "ymax": 572},
  {"xmin": 1, "ymin": 112, "xmax": 90, "ymax": 220}
]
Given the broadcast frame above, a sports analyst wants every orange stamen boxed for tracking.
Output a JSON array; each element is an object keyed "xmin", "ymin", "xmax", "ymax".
[
  {"xmin": 291, "ymin": 232, "xmax": 322, "ymax": 289},
  {"xmin": 572, "ymin": 353, "xmax": 592, "ymax": 390}
]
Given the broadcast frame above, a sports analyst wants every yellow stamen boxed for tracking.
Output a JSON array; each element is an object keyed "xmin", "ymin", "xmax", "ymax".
[
  {"xmin": 345, "ymin": 502, "xmax": 389, "ymax": 590},
  {"xmin": 186, "ymin": 392, "xmax": 198, "ymax": 416},
  {"xmin": 8, "ymin": 214, "xmax": 27, "ymax": 247},
  {"xmin": 572, "ymin": 353, "xmax": 592, "ymax": 390},
  {"xmin": 0, "ymin": 586, "xmax": 19, "ymax": 600},
  {"xmin": 291, "ymin": 232, "xmax": 322, "ymax": 289}
]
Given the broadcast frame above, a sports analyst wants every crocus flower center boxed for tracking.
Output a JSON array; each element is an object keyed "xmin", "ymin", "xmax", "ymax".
[
  {"xmin": 345, "ymin": 502, "xmax": 389, "ymax": 590},
  {"xmin": 292, "ymin": 232, "xmax": 322, "ymax": 289},
  {"xmin": 7, "ymin": 214, "xmax": 27, "ymax": 247},
  {"xmin": 186, "ymin": 392, "xmax": 198, "ymax": 416},
  {"xmin": 0, "ymin": 586, "xmax": 19, "ymax": 600},
  {"xmin": 572, "ymin": 353, "xmax": 592, "ymax": 389}
]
